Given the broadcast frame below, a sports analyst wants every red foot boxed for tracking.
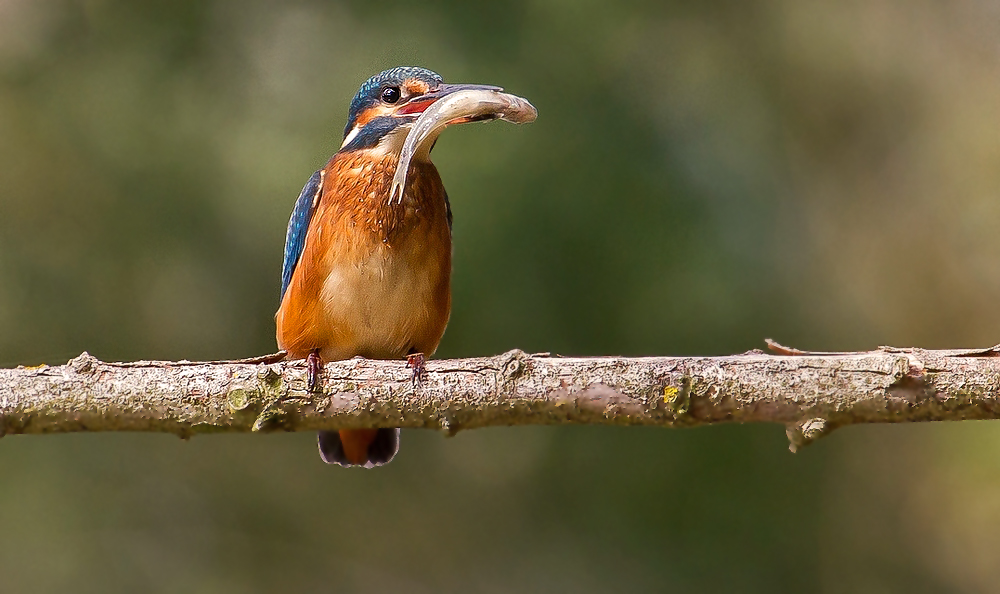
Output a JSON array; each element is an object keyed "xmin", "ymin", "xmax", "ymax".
[
  {"xmin": 406, "ymin": 352, "xmax": 427, "ymax": 387},
  {"xmin": 307, "ymin": 349, "xmax": 323, "ymax": 392}
]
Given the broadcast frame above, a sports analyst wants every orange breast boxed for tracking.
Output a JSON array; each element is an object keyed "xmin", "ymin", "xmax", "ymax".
[{"xmin": 275, "ymin": 151, "xmax": 452, "ymax": 362}]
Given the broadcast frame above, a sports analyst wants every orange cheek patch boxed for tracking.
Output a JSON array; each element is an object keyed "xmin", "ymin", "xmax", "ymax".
[
  {"xmin": 403, "ymin": 79, "xmax": 431, "ymax": 96},
  {"xmin": 354, "ymin": 105, "xmax": 393, "ymax": 128}
]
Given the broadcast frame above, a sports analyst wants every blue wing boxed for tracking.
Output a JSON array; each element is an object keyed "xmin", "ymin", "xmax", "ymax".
[{"xmin": 280, "ymin": 170, "xmax": 324, "ymax": 299}]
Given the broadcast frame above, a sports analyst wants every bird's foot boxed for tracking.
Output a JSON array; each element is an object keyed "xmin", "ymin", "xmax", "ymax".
[
  {"xmin": 406, "ymin": 352, "xmax": 427, "ymax": 387},
  {"xmin": 307, "ymin": 349, "xmax": 323, "ymax": 392}
]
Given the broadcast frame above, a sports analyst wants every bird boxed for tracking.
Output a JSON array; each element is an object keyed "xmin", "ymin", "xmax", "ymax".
[{"xmin": 276, "ymin": 66, "xmax": 508, "ymax": 468}]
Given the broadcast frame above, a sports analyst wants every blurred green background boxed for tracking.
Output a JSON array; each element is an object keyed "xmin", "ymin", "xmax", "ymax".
[{"xmin": 2, "ymin": 0, "xmax": 999, "ymax": 592}]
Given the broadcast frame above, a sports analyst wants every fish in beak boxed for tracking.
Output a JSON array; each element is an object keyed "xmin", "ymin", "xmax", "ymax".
[{"xmin": 389, "ymin": 86, "xmax": 537, "ymax": 204}]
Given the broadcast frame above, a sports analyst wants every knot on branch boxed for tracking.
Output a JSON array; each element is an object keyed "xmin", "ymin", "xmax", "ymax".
[
  {"xmin": 500, "ymin": 349, "xmax": 530, "ymax": 385},
  {"xmin": 252, "ymin": 407, "xmax": 288, "ymax": 432},
  {"xmin": 227, "ymin": 387, "xmax": 254, "ymax": 412},
  {"xmin": 68, "ymin": 351, "xmax": 98, "ymax": 375},
  {"xmin": 786, "ymin": 417, "xmax": 833, "ymax": 453},
  {"xmin": 437, "ymin": 416, "xmax": 459, "ymax": 437}
]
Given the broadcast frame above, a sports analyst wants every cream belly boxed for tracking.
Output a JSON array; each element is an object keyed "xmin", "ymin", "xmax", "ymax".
[{"xmin": 317, "ymin": 241, "xmax": 449, "ymax": 361}]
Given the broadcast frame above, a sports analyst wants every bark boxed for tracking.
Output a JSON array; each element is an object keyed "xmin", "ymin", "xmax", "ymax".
[{"xmin": 2, "ymin": 342, "xmax": 999, "ymax": 451}]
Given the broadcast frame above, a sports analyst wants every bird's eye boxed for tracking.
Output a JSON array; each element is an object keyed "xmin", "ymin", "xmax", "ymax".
[{"xmin": 381, "ymin": 86, "xmax": 401, "ymax": 104}]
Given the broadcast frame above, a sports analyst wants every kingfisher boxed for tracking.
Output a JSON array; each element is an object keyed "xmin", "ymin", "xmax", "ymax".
[{"xmin": 276, "ymin": 66, "xmax": 533, "ymax": 468}]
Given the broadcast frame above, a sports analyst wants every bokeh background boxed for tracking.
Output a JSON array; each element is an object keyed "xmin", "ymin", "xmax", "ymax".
[{"xmin": 1, "ymin": 0, "xmax": 999, "ymax": 592}]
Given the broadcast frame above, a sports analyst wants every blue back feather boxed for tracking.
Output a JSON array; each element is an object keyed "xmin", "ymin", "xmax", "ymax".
[{"xmin": 280, "ymin": 170, "xmax": 323, "ymax": 298}]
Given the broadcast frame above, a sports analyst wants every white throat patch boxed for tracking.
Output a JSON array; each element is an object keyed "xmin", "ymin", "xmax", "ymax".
[{"xmin": 340, "ymin": 126, "xmax": 360, "ymax": 149}]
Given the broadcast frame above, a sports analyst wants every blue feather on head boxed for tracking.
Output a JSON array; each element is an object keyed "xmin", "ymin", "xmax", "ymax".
[{"xmin": 343, "ymin": 66, "xmax": 443, "ymax": 138}]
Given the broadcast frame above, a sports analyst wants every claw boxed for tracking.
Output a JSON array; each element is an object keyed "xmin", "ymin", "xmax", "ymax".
[
  {"xmin": 307, "ymin": 349, "xmax": 323, "ymax": 392},
  {"xmin": 406, "ymin": 352, "xmax": 427, "ymax": 387}
]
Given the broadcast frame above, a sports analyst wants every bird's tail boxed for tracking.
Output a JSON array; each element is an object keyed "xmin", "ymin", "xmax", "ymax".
[{"xmin": 317, "ymin": 428, "xmax": 400, "ymax": 468}]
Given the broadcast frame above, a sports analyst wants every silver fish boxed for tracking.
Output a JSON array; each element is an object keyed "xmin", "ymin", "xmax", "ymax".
[{"xmin": 390, "ymin": 89, "xmax": 538, "ymax": 204}]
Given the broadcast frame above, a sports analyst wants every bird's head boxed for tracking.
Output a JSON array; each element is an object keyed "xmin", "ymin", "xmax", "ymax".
[{"xmin": 339, "ymin": 66, "xmax": 500, "ymax": 155}]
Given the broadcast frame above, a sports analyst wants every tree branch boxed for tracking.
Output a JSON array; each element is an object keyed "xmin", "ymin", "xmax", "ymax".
[{"xmin": 3, "ymin": 342, "xmax": 1000, "ymax": 451}]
